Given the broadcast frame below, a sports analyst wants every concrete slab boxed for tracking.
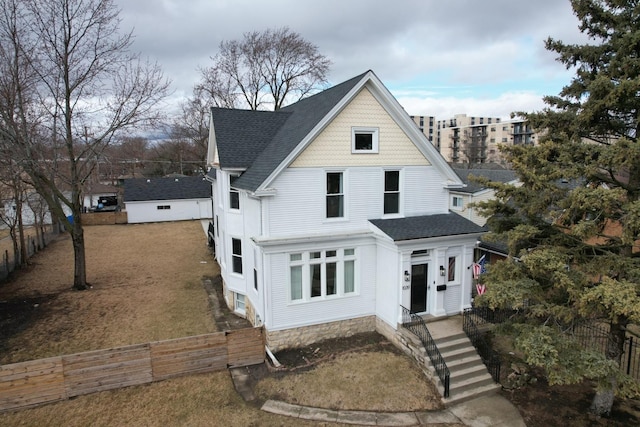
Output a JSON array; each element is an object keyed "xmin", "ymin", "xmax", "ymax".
[
  {"xmin": 448, "ymin": 394, "xmax": 526, "ymax": 427},
  {"xmin": 260, "ymin": 400, "xmax": 302, "ymax": 417},
  {"xmin": 415, "ymin": 410, "xmax": 462, "ymax": 425},
  {"xmin": 426, "ymin": 316, "xmax": 464, "ymax": 340},
  {"xmin": 298, "ymin": 406, "xmax": 338, "ymax": 423},
  {"xmin": 336, "ymin": 410, "xmax": 378, "ymax": 425},
  {"xmin": 229, "ymin": 368, "xmax": 255, "ymax": 401},
  {"xmin": 375, "ymin": 411, "xmax": 420, "ymax": 426}
]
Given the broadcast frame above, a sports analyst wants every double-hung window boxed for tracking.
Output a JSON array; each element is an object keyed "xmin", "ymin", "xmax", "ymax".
[
  {"xmin": 326, "ymin": 172, "xmax": 344, "ymax": 218},
  {"xmin": 229, "ymin": 189, "xmax": 240, "ymax": 210},
  {"xmin": 452, "ymin": 196, "xmax": 463, "ymax": 210},
  {"xmin": 384, "ymin": 170, "xmax": 400, "ymax": 215},
  {"xmin": 231, "ymin": 238, "xmax": 242, "ymax": 274}
]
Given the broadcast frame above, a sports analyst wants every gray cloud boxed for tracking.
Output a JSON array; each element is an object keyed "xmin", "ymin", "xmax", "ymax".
[{"xmin": 114, "ymin": 0, "xmax": 585, "ymax": 117}]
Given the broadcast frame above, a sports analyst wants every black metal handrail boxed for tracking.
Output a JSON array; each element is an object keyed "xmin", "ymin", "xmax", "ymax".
[
  {"xmin": 463, "ymin": 307, "xmax": 501, "ymax": 383},
  {"xmin": 401, "ymin": 306, "xmax": 450, "ymax": 398}
]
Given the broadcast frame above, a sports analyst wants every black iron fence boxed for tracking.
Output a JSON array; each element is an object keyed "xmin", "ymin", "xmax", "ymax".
[
  {"xmin": 401, "ymin": 305, "xmax": 450, "ymax": 398},
  {"xmin": 467, "ymin": 305, "xmax": 640, "ymax": 382},
  {"xmin": 462, "ymin": 307, "xmax": 501, "ymax": 383},
  {"xmin": 570, "ymin": 322, "xmax": 640, "ymax": 381}
]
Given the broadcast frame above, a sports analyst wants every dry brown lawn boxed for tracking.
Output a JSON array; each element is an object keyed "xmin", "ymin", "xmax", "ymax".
[
  {"xmin": 0, "ymin": 371, "xmax": 326, "ymax": 427},
  {"xmin": 0, "ymin": 221, "xmax": 217, "ymax": 364},
  {"xmin": 0, "ymin": 220, "xmax": 459, "ymax": 426},
  {"xmin": 255, "ymin": 350, "xmax": 443, "ymax": 412}
]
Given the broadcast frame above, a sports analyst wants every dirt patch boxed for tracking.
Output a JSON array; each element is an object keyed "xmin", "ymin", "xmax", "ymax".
[
  {"xmin": 492, "ymin": 332, "xmax": 640, "ymax": 426},
  {"xmin": 0, "ymin": 295, "xmax": 52, "ymax": 354},
  {"xmin": 251, "ymin": 332, "xmax": 445, "ymax": 412},
  {"xmin": 203, "ymin": 274, "xmax": 251, "ymax": 331}
]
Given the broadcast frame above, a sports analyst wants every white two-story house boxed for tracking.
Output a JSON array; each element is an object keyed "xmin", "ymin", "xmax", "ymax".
[{"xmin": 206, "ymin": 70, "xmax": 485, "ymax": 351}]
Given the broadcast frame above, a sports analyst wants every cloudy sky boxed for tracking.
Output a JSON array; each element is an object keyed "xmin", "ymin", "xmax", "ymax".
[{"xmin": 115, "ymin": 0, "xmax": 586, "ymax": 120}]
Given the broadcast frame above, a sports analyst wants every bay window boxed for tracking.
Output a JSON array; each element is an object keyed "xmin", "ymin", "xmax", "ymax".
[{"xmin": 289, "ymin": 248, "xmax": 356, "ymax": 302}]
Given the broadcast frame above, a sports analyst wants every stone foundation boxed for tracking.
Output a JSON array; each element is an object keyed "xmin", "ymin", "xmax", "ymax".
[
  {"xmin": 266, "ymin": 316, "xmax": 377, "ymax": 353},
  {"xmin": 376, "ymin": 317, "xmax": 437, "ymax": 384},
  {"xmin": 221, "ymin": 280, "xmax": 256, "ymax": 326}
]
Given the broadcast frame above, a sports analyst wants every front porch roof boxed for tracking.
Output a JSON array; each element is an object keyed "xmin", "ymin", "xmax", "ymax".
[{"xmin": 369, "ymin": 213, "xmax": 486, "ymax": 241}]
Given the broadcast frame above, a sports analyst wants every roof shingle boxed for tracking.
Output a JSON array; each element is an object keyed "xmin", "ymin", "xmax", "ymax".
[
  {"xmin": 212, "ymin": 71, "xmax": 369, "ymax": 192},
  {"xmin": 370, "ymin": 213, "xmax": 486, "ymax": 241},
  {"xmin": 124, "ymin": 176, "xmax": 212, "ymax": 202}
]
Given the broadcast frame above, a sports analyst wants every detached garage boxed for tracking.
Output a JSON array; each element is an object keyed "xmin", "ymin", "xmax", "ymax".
[{"xmin": 124, "ymin": 176, "xmax": 212, "ymax": 224}]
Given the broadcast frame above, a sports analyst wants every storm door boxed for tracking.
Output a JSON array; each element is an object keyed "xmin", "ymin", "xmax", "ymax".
[{"xmin": 410, "ymin": 263, "xmax": 428, "ymax": 313}]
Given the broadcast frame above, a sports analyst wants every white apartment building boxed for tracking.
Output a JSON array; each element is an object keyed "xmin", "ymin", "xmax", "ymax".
[{"xmin": 412, "ymin": 113, "xmax": 538, "ymax": 165}]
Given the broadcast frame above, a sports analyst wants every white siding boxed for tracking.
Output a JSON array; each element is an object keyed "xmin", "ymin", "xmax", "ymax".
[
  {"xmin": 267, "ymin": 166, "xmax": 450, "ymax": 238},
  {"xmin": 266, "ymin": 243, "xmax": 377, "ymax": 330},
  {"xmin": 444, "ymin": 284, "xmax": 462, "ymax": 315},
  {"xmin": 404, "ymin": 166, "xmax": 450, "ymax": 216},
  {"xmin": 212, "ymin": 169, "xmax": 263, "ymax": 300},
  {"xmin": 375, "ymin": 242, "xmax": 402, "ymax": 327},
  {"xmin": 125, "ymin": 199, "xmax": 211, "ymax": 224}
]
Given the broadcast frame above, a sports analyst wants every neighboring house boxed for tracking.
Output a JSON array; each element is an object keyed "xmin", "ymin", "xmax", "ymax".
[
  {"xmin": 449, "ymin": 168, "xmax": 518, "ymax": 226},
  {"xmin": 123, "ymin": 176, "xmax": 212, "ymax": 224},
  {"xmin": 1, "ymin": 190, "xmax": 57, "ymax": 227},
  {"xmin": 207, "ymin": 70, "xmax": 486, "ymax": 352}
]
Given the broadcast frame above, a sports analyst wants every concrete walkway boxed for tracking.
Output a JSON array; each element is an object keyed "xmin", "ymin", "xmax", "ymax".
[
  {"xmin": 228, "ymin": 314, "xmax": 527, "ymax": 426},
  {"xmin": 230, "ymin": 365, "xmax": 526, "ymax": 427},
  {"xmin": 259, "ymin": 395, "xmax": 525, "ymax": 426}
]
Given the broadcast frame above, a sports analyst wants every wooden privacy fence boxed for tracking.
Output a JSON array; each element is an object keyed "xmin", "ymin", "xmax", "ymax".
[{"xmin": 0, "ymin": 327, "xmax": 264, "ymax": 412}]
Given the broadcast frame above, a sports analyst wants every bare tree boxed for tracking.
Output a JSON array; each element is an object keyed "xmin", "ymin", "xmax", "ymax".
[
  {"xmin": 199, "ymin": 27, "xmax": 331, "ymax": 111},
  {"xmin": 167, "ymin": 88, "xmax": 211, "ymax": 174},
  {"xmin": 0, "ymin": 0, "xmax": 170, "ymax": 290},
  {"xmin": 0, "ymin": 157, "xmax": 26, "ymax": 270}
]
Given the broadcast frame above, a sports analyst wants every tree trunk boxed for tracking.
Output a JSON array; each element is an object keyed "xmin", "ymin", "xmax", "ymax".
[
  {"xmin": 70, "ymin": 217, "xmax": 88, "ymax": 291},
  {"xmin": 590, "ymin": 318, "xmax": 627, "ymax": 416},
  {"xmin": 16, "ymin": 196, "xmax": 26, "ymax": 266},
  {"xmin": 590, "ymin": 383, "xmax": 615, "ymax": 416}
]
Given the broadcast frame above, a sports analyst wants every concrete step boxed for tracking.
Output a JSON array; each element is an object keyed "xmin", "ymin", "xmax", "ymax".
[
  {"xmin": 443, "ymin": 382, "xmax": 501, "ymax": 406},
  {"xmin": 401, "ymin": 319, "xmax": 503, "ymax": 407},
  {"xmin": 440, "ymin": 346, "xmax": 478, "ymax": 361},
  {"xmin": 434, "ymin": 336, "xmax": 471, "ymax": 353},
  {"xmin": 450, "ymin": 363, "xmax": 491, "ymax": 382},
  {"xmin": 449, "ymin": 373, "xmax": 495, "ymax": 394},
  {"xmin": 445, "ymin": 354, "xmax": 484, "ymax": 372},
  {"xmin": 433, "ymin": 332, "xmax": 467, "ymax": 345}
]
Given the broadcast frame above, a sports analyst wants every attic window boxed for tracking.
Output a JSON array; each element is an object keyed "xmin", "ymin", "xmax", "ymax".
[{"xmin": 352, "ymin": 127, "xmax": 379, "ymax": 153}]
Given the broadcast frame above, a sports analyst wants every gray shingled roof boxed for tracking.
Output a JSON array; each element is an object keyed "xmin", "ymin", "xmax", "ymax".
[
  {"xmin": 452, "ymin": 168, "xmax": 517, "ymax": 194},
  {"xmin": 124, "ymin": 176, "xmax": 212, "ymax": 202},
  {"xmin": 370, "ymin": 213, "xmax": 486, "ymax": 241},
  {"xmin": 212, "ymin": 108, "xmax": 292, "ymax": 170},
  {"xmin": 212, "ymin": 71, "xmax": 369, "ymax": 192}
]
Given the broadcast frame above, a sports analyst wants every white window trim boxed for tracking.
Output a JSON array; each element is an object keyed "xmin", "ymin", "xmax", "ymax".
[
  {"xmin": 446, "ymin": 252, "xmax": 462, "ymax": 284},
  {"xmin": 229, "ymin": 188, "xmax": 240, "ymax": 211},
  {"xmin": 451, "ymin": 195, "xmax": 464, "ymax": 211},
  {"xmin": 231, "ymin": 237, "xmax": 243, "ymax": 276},
  {"xmin": 383, "ymin": 169, "xmax": 402, "ymax": 218},
  {"xmin": 324, "ymin": 169, "xmax": 348, "ymax": 221},
  {"xmin": 351, "ymin": 127, "xmax": 379, "ymax": 153},
  {"xmin": 288, "ymin": 248, "xmax": 357, "ymax": 303},
  {"xmin": 234, "ymin": 293, "xmax": 246, "ymax": 315}
]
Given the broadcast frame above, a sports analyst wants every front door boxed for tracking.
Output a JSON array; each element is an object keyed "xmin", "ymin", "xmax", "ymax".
[{"xmin": 410, "ymin": 263, "xmax": 428, "ymax": 313}]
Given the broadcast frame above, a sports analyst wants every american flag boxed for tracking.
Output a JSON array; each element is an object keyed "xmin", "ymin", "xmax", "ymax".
[{"xmin": 472, "ymin": 255, "xmax": 487, "ymax": 279}]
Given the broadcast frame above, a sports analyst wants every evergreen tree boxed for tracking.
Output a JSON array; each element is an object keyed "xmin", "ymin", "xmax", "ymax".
[{"xmin": 476, "ymin": 0, "xmax": 640, "ymax": 416}]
